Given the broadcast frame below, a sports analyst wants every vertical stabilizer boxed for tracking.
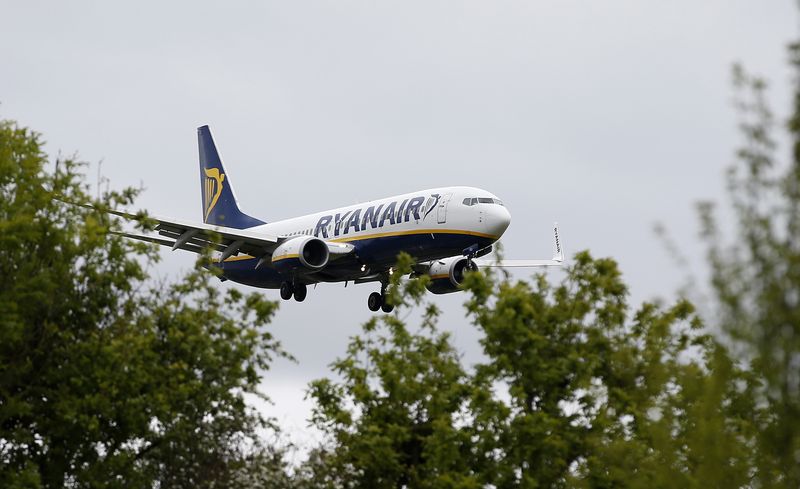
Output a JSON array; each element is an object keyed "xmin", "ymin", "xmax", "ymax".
[{"xmin": 198, "ymin": 125, "xmax": 265, "ymax": 229}]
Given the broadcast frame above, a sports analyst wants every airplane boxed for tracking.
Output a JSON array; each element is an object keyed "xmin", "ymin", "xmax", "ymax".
[{"xmin": 112, "ymin": 126, "xmax": 564, "ymax": 312}]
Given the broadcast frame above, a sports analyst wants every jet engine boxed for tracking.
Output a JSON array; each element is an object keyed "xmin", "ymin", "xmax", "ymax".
[
  {"xmin": 271, "ymin": 236, "xmax": 329, "ymax": 273},
  {"xmin": 425, "ymin": 256, "xmax": 478, "ymax": 294}
]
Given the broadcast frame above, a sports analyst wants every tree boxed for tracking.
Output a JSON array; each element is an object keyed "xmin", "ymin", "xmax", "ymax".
[
  {"xmin": 0, "ymin": 120, "xmax": 288, "ymax": 488},
  {"xmin": 465, "ymin": 256, "xmax": 755, "ymax": 488},
  {"xmin": 305, "ymin": 15, "xmax": 800, "ymax": 488},
  {"xmin": 306, "ymin": 254, "xmax": 479, "ymax": 488},
  {"xmin": 696, "ymin": 58, "xmax": 800, "ymax": 486},
  {"xmin": 304, "ymin": 253, "xmax": 755, "ymax": 487}
]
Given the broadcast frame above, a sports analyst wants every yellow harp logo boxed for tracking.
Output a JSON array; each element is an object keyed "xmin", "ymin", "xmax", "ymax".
[{"xmin": 203, "ymin": 168, "xmax": 225, "ymax": 220}]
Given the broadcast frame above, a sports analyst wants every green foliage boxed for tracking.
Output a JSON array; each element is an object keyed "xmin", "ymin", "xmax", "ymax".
[
  {"xmin": 307, "ymin": 256, "xmax": 477, "ymax": 488},
  {"xmin": 305, "ymin": 253, "xmax": 756, "ymax": 487},
  {"xmin": 5, "ymin": 18, "xmax": 800, "ymax": 487},
  {"xmin": 301, "ymin": 29, "xmax": 800, "ymax": 489},
  {"xmin": 696, "ymin": 61, "xmax": 800, "ymax": 487},
  {"xmin": 0, "ymin": 120, "xmax": 287, "ymax": 488}
]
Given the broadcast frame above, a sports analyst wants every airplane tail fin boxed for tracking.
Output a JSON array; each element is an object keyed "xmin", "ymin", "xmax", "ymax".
[{"xmin": 198, "ymin": 125, "xmax": 265, "ymax": 229}]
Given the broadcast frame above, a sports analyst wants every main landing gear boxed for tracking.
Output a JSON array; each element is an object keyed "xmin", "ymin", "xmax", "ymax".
[
  {"xmin": 367, "ymin": 283, "xmax": 394, "ymax": 313},
  {"xmin": 280, "ymin": 281, "xmax": 307, "ymax": 302}
]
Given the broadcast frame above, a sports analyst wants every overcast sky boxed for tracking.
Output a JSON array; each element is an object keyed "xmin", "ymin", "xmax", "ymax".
[{"xmin": 2, "ymin": 0, "xmax": 797, "ymax": 449}]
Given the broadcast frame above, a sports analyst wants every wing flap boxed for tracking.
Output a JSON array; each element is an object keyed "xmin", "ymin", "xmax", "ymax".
[
  {"xmin": 102, "ymin": 206, "xmax": 281, "ymax": 259},
  {"xmin": 111, "ymin": 231, "xmax": 207, "ymax": 254}
]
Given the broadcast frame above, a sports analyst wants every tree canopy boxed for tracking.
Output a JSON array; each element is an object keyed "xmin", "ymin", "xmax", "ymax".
[
  {"xmin": 3, "ymin": 17, "xmax": 800, "ymax": 489},
  {"xmin": 302, "ymin": 252, "xmax": 759, "ymax": 488},
  {"xmin": 0, "ymin": 121, "xmax": 287, "ymax": 488},
  {"xmin": 299, "ymin": 35, "xmax": 800, "ymax": 489}
]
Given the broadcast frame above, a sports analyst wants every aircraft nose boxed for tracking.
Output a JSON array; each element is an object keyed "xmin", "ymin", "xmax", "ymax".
[{"xmin": 487, "ymin": 204, "xmax": 511, "ymax": 237}]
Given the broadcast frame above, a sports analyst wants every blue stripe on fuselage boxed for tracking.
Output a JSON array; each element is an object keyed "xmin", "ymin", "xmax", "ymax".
[
  {"xmin": 217, "ymin": 231, "xmax": 494, "ymax": 289},
  {"xmin": 345, "ymin": 231, "xmax": 493, "ymax": 266}
]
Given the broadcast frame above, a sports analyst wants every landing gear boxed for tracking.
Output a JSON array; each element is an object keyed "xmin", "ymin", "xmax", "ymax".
[
  {"xmin": 280, "ymin": 282, "xmax": 293, "ymax": 300},
  {"xmin": 280, "ymin": 281, "xmax": 307, "ymax": 302},
  {"xmin": 293, "ymin": 283, "xmax": 307, "ymax": 302},
  {"xmin": 367, "ymin": 282, "xmax": 394, "ymax": 313},
  {"xmin": 368, "ymin": 292, "xmax": 382, "ymax": 312}
]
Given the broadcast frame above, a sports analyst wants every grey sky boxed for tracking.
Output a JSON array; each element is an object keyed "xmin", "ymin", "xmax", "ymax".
[{"xmin": 2, "ymin": 0, "xmax": 797, "ymax": 448}]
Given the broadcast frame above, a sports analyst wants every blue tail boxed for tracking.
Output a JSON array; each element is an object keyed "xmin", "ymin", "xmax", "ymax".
[{"xmin": 198, "ymin": 125, "xmax": 265, "ymax": 229}]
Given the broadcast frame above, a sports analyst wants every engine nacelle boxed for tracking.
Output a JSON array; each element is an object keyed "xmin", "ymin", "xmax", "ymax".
[
  {"xmin": 425, "ymin": 257, "xmax": 478, "ymax": 295},
  {"xmin": 271, "ymin": 236, "xmax": 329, "ymax": 273}
]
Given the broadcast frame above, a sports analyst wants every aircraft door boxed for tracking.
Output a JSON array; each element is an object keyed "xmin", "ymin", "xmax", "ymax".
[{"xmin": 437, "ymin": 193, "xmax": 452, "ymax": 224}]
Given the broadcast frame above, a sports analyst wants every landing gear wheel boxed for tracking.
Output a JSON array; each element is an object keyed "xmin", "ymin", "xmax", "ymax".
[
  {"xmin": 368, "ymin": 292, "xmax": 382, "ymax": 312},
  {"xmin": 293, "ymin": 283, "xmax": 307, "ymax": 302},
  {"xmin": 381, "ymin": 300, "xmax": 394, "ymax": 314},
  {"xmin": 280, "ymin": 282, "xmax": 293, "ymax": 300}
]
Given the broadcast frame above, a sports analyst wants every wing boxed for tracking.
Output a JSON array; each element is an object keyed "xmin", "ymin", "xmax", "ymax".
[
  {"xmin": 104, "ymin": 207, "xmax": 281, "ymax": 261},
  {"xmin": 107, "ymin": 208, "xmax": 356, "ymax": 267},
  {"xmin": 474, "ymin": 223, "xmax": 565, "ymax": 269},
  {"xmin": 475, "ymin": 259, "xmax": 563, "ymax": 268}
]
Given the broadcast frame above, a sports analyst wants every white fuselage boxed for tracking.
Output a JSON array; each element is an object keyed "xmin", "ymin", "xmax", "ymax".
[
  {"xmin": 252, "ymin": 186, "xmax": 510, "ymax": 245},
  {"xmin": 218, "ymin": 186, "xmax": 511, "ymax": 289}
]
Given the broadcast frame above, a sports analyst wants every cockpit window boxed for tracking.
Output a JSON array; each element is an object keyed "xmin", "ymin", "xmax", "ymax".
[{"xmin": 463, "ymin": 197, "xmax": 504, "ymax": 206}]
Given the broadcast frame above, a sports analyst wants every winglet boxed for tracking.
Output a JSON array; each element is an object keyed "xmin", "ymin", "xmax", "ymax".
[
  {"xmin": 472, "ymin": 224, "xmax": 565, "ymax": 269},
  {"xmin": 552, "ymin": 223, "xmax": 564, "ymax": 262}
]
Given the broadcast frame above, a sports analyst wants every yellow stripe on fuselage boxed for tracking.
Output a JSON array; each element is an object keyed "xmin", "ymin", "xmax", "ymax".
[
  {"xmin": 220, "ymin": 229, "xmax": 497, "ymax": 263},
  {"xmin": 329, "ymin": 228, "xmax": 498, "ymax": 243}
]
